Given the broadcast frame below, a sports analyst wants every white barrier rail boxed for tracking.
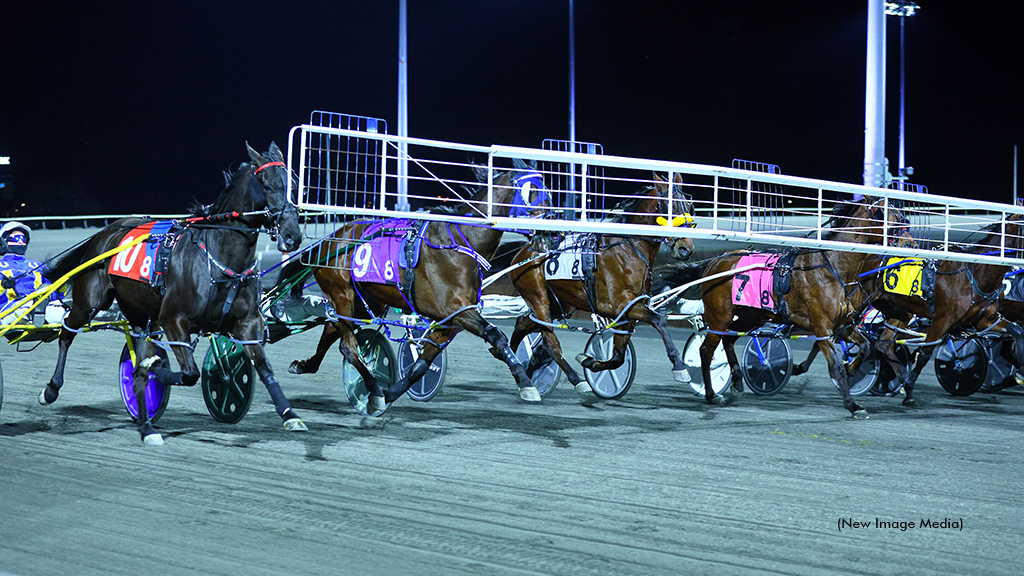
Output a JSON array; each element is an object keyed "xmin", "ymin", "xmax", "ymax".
[{"xmin": 287, "ymin": 122, "xmax": 1024, "ymax": 267}]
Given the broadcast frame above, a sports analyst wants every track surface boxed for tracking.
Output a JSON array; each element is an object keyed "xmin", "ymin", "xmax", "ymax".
[{"xmin": 2, "ymin": 229, "xmax": 1023, "ymax": 576}]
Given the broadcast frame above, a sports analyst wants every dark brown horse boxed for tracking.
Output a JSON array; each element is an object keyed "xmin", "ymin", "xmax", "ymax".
[
  {"xmin": 506, "ymin": 173, "xmax": 696, "ymax": 398},
  {"xmin": 698, "ymin": 199, "xmax": 898, "ymax": 417},
  {"xmin": 867, "ymin": 215, "xmax": 1024, "ymax": 404},
  {"xmin": 288, "ymin": 159, "xmax": 548, "ymax": 412},
  {"xmin": 41, "ymin": 143, "xmax": 304, "ymax": 444}
]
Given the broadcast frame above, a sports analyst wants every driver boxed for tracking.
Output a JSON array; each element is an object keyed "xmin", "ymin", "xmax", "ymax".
[{"xmin": 0, "ymin": 222, "xmax": 64, "ymax": 324}]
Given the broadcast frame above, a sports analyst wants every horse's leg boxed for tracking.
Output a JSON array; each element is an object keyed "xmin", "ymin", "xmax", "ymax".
[
  {"xmin": 816, "ymin": 337, "xmax": 867, "ymax": 417},
  {"xmin": 231, "ymin": 314, "xmax": 306, "ymax": 431},
  {"xmin": 643, "ymin": 306, "xmax": 688, "ymax": 382},
  {"xmin": 791, "ymin": 344, "xmax": 820, "ymax": 376},
  {"xmin": 895, "ymin": 316, "xmax": 955, "ymax": 406},
  {"xmin": 447, "ymin": 310, "xmax": 540, "ymax": 402},
  {"xmin": 509, "ymin": 315, "xmax": 587, "ymax": 394},
  {"xmin": 699, "ymin": 331, "xmax": 728, "ymax": 405},
  {"xmin": 576, "ymin": 331, "xmax": 630, "ymax": 372},
  {"xmin": 132, "ymin": 337, "xmax": 165, "ymax": 445},
  {"xmin": 40, "ymin": 292, "xmax": 102, "ymax": 405},
  {"xmin": 721, "ymin": 335, "xmax": 744, "ymax": 394},
  {"xmin": 289, "ymin": 321, "xmax": 341, "ymax": 374},
  {"xmin": 383, "ymin": 327, "xmax": 458, "ymax": 404}
]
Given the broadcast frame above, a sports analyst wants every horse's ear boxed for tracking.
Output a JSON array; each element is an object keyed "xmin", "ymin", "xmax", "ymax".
[
  {"xmin": 269, "ymin": 142, "xmax": 284, "ymax": 162},
  {"xmin": 513, "ymin": 158, "xmax": 536, "ymax": 171},
  {"xmin": 471, "ymin": 164, "xmax": 489, "ymax": 183},
  {"xmin": 673, "ymin": 172, "xmax": 684, "ymax": 184},
  {"xmin": 653, "ymin": 172, "xmax": 667, "ymax": 182},
  {"xmin": 246, "ymin": 141, "xmax": 263, "ymax": 165}
]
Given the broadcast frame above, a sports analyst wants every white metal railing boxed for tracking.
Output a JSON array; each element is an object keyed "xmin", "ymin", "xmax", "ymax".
[{"xmin": 287, "ymin": 122, "xmax": 1024, "ymax": 267}]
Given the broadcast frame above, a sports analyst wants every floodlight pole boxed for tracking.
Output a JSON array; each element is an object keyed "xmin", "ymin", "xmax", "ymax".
[
  {"xmin": 397, "ymin": 0, "xmax": 410, "ymax": 212},
  {"xmin": 863, "ymin": 0, "xmax": 887, "ymax": 193}
]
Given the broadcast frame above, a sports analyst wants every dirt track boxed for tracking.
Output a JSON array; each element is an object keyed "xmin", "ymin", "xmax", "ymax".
[{"xmin": 2, "ymin": 228, "xmax": 1023, "ymax": 576}]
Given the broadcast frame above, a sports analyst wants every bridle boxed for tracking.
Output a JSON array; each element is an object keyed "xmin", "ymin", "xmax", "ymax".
[{"xmin": 252, "ymin": 160, "xmax": 298, "ymax": 240}]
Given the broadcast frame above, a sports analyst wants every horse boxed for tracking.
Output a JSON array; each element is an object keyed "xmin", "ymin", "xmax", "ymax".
[
  {"xmin": 41, "ymin": 142, "xmax": 304, "ymax": 445},
  {"xmin": 866, "ymin": 214, "xmax": 1024, "ymax": 404},
  {"xmin": 287, "ymin": 159, "xmax": 548, "ymax": 412},
  {"xmin": 697, "ymin": 198, "xmax": 899, "ymax": 417},
  {"xmin": 506, "ymin": 173, "xmax": 697, "ymax": 399}
]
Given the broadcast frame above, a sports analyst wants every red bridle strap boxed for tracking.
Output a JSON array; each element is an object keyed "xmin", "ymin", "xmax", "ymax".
[{"xmin": 254, "ymin": 161, "xmax": 286, "ymax": 174}]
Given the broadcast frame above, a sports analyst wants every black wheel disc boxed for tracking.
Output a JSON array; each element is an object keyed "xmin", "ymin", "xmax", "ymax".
[
  {"xmin": 934, "ymin": 338, "xmax": 987, "ymax": 396},
  {"xmin": 515, "ymin": 332, "xmax": 562, "ymax": 397},
  {"xmin": 399, "ymin": 331, "xmax": 448, "ymax": 402},
  {"xmin": 201, "ymin": 336, "xmax": 256, "ymax": 424},
  {"xmin": 981, "ymin": 338, "xmax": 1017, "ymax": 391},
  {"xmin": 741, "ymin": 336, "xmax": 792, "ymax": 396},
  {"xmin": 871, "ymin": 343, "xmax": 913, "ymax": 396}
]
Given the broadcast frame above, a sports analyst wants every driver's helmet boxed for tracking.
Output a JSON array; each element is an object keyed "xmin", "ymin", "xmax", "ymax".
[{"xmin": 0, "ymin": 222, "xmax": 31, "ymax": 256}]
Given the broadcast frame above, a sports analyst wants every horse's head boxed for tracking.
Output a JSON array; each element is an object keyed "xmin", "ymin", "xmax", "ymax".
[
  {"xmin": 828, "ymin": 196, "xmax": 906, "ymax": 245},
  {"xmin": 652, "ymin": 173, "xmax": 697, "ymax": 260},
  {"xmin": 245, "ymin": 142, "xmax": 302, "ymax": 253}
]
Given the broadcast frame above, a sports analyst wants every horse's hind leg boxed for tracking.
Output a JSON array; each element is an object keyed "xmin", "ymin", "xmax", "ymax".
[
  {"xmin": 40, "ymin": 299, "xmax": 96, "ymax": 405},
  {"xmin": 817, "ymin": 338, "xmax": 867, "ymax": 417},
  {"xmin": 384, "ymin": 327, "xmax": 457, "ymax": 404},
  {"xmin": 289, "ymin": 321, "xmax": 341, "ymax": 374},
  {"xmin": 792, "ymin": 345, "xmax": 820, "ymax": 376},
  {"xmin": 645, "ymin": 306, "xmax": 688, "ymax": 383},
  {"xmin": 575, "ymin": 332, "xmax": 630, "ymax": 373},
  {"xmin": 510, "ymin": 315, "xmax": 587, "ymax": 394},
  {"xmin": 457, "ymin": 310, "xmax": 540, "ymax": 402}
]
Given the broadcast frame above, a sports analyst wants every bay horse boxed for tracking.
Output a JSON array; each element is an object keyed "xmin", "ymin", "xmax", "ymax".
[
  {"xmin": 506, "ymin": 173, "xmax": 696, "ymax": 398},
  {"xmin": 288, "ymin": 159, "xmax": 548, "ymax": 412},
  {"xmin": 41, "ymin": 142, "xmax": 304, "ymax": 445},
  {"xmin": 698, "ymin": 199, "xmax": 898, "ymax": 417},
  {"xmin": 866, "ymin": 214, "xmax": 1024, "ymax": 404}
]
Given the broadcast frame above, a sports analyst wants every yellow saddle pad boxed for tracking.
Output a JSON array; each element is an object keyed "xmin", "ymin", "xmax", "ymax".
[{"xmin": 882, "ymin": 257, "xmax": 924, "ymax": 297}]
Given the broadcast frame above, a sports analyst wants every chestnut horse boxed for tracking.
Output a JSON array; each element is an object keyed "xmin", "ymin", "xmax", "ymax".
[
  {"xmin": 507, "ymin": 173, "xmax": 696, "ymax": 399},
  {"xmin": 867, "ymin": 215, "xmax": 1024, "ymax": 404},
  {"xmin": 41, "ymin": 143, "xmax": 304, "ymax": 444},
  {"xmin": 288, "ymin": 160, "xmax": 548, "ymax": 412},
  {"xmin": 698, "ymin": 199, "xmax": 899, "ymax": 417}
]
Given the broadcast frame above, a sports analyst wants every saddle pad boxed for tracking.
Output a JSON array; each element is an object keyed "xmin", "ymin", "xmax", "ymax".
[
  {"xmin": 544, "ymin": 233, "xmax": 592, "ymax": 281},
  {"xmin": 351, "ymin": 219, "xmax": 415, "ymax": 285},
  {"xmin": 107, "ymin": 220, "xmax": 176, "ymax": 283},
  {"xmin": 882, "ymin": 257, "xmax": 924, "ymax": 297},
  {"xmin": 732, "ymin": 253, "xmax": 780, "ymax": 310}
]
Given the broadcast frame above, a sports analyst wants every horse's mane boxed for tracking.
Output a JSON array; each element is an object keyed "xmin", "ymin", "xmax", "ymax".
[
  {"xmin": 189, "ymin": 162, "xmax": 258, "ymax": 217},
  {"xmin": 426, "ymin": 170, "xmax": 510, "ymax": 216}
]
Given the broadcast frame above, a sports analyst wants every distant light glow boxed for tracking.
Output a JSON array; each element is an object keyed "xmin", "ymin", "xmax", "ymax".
[
  {"xmin": 885, "ymin": 1, "xmax": 919, "ymax": 17},
  {"xmin": 0, "ymin": 156, "xmax": 10, "ymax": 165}
]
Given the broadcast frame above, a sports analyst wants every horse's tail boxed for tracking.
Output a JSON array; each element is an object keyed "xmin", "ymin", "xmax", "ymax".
[
  {"xmin": 42, "ymin": 237, "xmax": 97, "ymax": 284},
  {"xmin": 276, "ymin": 256, "xmax": 313, "ymax": 299},
  {"xmin": 652, "ymin": 257, "xmax": 716, "ymax": 296}
]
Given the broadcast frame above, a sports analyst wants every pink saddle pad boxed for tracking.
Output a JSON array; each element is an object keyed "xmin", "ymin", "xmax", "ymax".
[{"xmin": 732, "ymin": 254, "xmax": 781, "ymax": 310}]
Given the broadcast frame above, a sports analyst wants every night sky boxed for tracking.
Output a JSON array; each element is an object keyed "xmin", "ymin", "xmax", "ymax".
[{"xmin": 2, "ymin": 1, "xmax": 1021, "ymax": 218}]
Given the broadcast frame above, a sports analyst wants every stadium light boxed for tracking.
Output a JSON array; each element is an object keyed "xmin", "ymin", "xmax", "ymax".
[{"xmin": 887, "ymin": 2, "xmax": 920, "ymax": 184}]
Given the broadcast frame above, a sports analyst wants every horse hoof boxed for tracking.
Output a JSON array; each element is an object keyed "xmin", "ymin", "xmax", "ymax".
[
  {"xmin": 902, "ymin": 398, "xmax": 917, "ymax": 407},
  {"xmin": 852, "ymin": 409, "xmax": 869, "ymax": 419},
  {"xmin": 367, "ymin": 395, "xmax": 388, "ymax": 414},
  {"xmin": 519, "ymin": 387, "xmax": 542, "ymax": 402},
  {"xmin": 574, "ymin": 381, "xmax": 592, "ymax": 395},
  {"xmin": 288, "ymin": 360, "xmax": 303, "ymax": 375},
  {"xmin": 143, "ymin": 433, "xmax": 165, "ymax": 446},
  {"xmin": 38, "ymin": 384, "xmax": 58, "ymax": 405},
  {"xmin": 284, "ymin": 417, "xmax": 308, "ymax": 432},
  {"xmin": 710, "ymin": 394, "xmax": 727, "ymax": 406},
  {"xmin": 575, "ymin": 353, "xmax": 591, "ymax": 365},
  {"xmin": 672, "ymin": 369, "xmax": 691, "ymax": 383}
]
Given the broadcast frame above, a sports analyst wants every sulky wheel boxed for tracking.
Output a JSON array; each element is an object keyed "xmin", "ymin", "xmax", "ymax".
[
  {"xmin": 934, "ymin": 337, "xmax": 988, "ymax": 396},
  {"xmin": 683, "ymin": 331, "xmax": 732, "ymax": 397},
  {"xmin": 514, "ymin": 332, "xmax": 562, "ymax": 397},
  {"xmin": 741, "ymin": 335, "xmax": 792, "ymax": 396},
  {"xmin": 343, "ymin": 329, "xmax": 398, "ymax": 416},
  {"xmin": 582, "ymin": 332, "xmax": 636, "ymax": 400},
  {"xmin": 201, "ymin": 335, "xmax": 256, "ymax": 424},
  {"xmin": 840, "ymin": 337, "xmax": 881, "ymax": 397},
  {"xmin": 980, "ymin": 337, "xmax": 1017, "ymax": 392},
  {"xmin": 398, "ymin": 331, "xmax": 448, "ymax": 402},
  {"xmin": 119, "ymin": 343, "xmax": 171, "ymax": 423}
]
